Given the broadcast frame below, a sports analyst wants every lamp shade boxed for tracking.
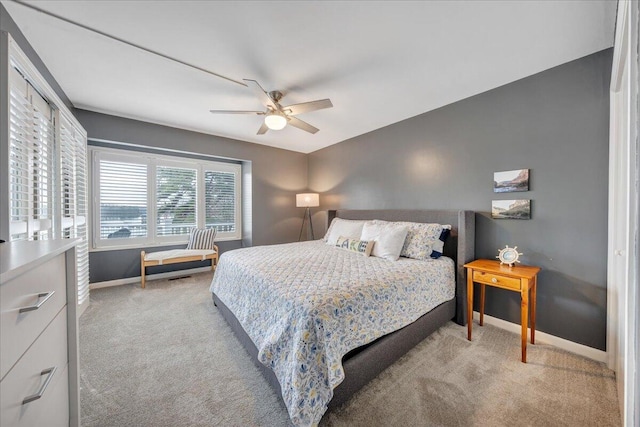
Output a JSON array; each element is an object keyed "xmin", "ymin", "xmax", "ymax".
[
  {"xmin": 264, "ymin": 112, "xmax": 287, "ymax": 130},
  {"xmin": 296, "ymin": 193, "xmax": 319, "ymax": 207}
]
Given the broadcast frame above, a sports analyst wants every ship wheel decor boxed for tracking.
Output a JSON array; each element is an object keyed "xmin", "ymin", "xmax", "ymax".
[{"xmin": 496, "ymin": 245, "xmax": 523, "ymax": 267}]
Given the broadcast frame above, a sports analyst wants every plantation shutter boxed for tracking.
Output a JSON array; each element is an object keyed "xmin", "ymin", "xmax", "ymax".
[
  {"xmin": 6, "ymin": 37, "xmax": 90, "ymax": 310},
  {"xmin": 8, "ymin": 68, "xmax": 30, "ymax": 240},
  {"xmin": 59, "ymin": 114, "xmax": 90, "ymax": 305},
  {"xmin": 31, "ymin": 85, "xmax": 54, "ymax": 241},
  {"xmin": 156, "ymin": 166, "xmax": 197, "ymax": 236},
  {"xmin": 91, "ymin": 150, "xmax": 242, "ymax": 247},
  {"xmin": 74, "ymin": 128, "xmax": 89, "ymax": 304},
  {"xmin": 8, "ymin": 67, "xmax": 53, "ymax": 241},
  {"xmin": 204, "ymin": 170, "xmax": 236, "ymax": 233},
  {"xmin": 98, "ymin": 159, "xmax": 148, "ymax": 240}
]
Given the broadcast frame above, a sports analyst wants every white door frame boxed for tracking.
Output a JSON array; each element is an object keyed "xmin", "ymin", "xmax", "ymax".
[{"xmin": 607, "ymin": 1, "xmax": 638, "ymax": 425}]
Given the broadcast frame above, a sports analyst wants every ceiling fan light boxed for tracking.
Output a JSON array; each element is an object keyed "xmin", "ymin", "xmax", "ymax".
[{"xmin": 265, "ymin": 112, "xmax": 287, "ymax": 130}]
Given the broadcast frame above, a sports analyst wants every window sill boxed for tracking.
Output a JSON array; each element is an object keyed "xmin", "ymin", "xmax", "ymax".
[{"xmin": 89, "ymin": 236, "xmax": 242, "ymax": 253}]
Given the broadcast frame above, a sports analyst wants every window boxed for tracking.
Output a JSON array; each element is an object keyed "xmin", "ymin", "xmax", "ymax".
[
  {"xmin": 8, "ymin": 66, "xmax": 53, "ymax": 241},
  {"xmin": 205, "ymin": 170, "xmax": 237, "ymax": 233},
  {"xmin": 98, "ymin": 158, "xmax": 148, "ymax": 242},
  {"xmin": 59, "ymin": 114, "xmax": 90, "ymax": 305},
  {"xmin": 156, "ymin": 165, "xmax": 196, "ymax": 236},
  {"xmin": 91, "ymin": 146, "xmax": 242, "ymax": 249}
]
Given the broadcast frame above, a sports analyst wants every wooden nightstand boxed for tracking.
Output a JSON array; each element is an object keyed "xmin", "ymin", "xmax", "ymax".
[{"xmin": 464, "ymin": 259, "xmax": 541, "ymax": 363}]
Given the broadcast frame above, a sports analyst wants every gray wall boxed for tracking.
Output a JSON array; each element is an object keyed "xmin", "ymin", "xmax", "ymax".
[
  {"xmin": 308, "ymin": 49, "xmax": 612, "ymax": 350},
  {"xmin": 75, "ymin": 110, "xmax": 308, "ymax": 283}
]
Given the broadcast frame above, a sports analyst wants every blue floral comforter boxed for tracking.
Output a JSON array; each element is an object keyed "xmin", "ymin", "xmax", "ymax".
[{"xmin": 210, "ymin": 240, "xmax": 455, "ymax": 426}]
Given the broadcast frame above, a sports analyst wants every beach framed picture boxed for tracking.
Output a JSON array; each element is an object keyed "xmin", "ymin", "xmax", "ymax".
[
  {"xmin": 494, "ymin": 169, "xmax": 529, "ymax": 193},
  {"xmin": 492, "ymin": 199, "xmax": 531, "ymax": 219}
]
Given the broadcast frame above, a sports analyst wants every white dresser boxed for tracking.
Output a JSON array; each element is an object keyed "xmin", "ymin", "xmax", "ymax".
[{"xmin": 1, "ymin": 240, "xmax": 80, "ymax": 427}]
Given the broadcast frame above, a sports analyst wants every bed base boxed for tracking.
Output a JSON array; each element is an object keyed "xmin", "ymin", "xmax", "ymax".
[{"xmin": 213, "ymin": 293, "xmax": 454, "ymax": 411}]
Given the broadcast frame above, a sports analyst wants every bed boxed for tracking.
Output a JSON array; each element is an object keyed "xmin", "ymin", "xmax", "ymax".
[{"xmin": 210, "ymin": 209, "xmax": 474, "ymax": 426}]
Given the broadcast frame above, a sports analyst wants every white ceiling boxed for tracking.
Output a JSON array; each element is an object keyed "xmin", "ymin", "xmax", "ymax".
[{"xmin": 3, "ymin": 1, "xmax": 616, "ymax": 154}]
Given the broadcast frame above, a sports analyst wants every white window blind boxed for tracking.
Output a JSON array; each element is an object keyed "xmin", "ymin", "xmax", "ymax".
[
  {"xmin": 205, "ymin": 170, "xmax": 237, "ymax": 233},
  {"xmin": 156, "ymin": 166, "xmax": 197, "ymax": 236},
  {"xmin": 31, "ymin": 91, "xmax": 54, "ymax": 241},
  {"xmin": 97, "ymin": 158, "xmax": 148, "ymax": 242},
  {"xmin": 91, "ymin": 147, "xmax": 241, "ymax": 249},
  {"xmin": 8, "ymin": 68, "xmax": 30, "ymax": 240},
  {"xmin": 5, "ymin": 35, "xmax": 90, "ymax": 310},
  {"xmin": 59, "ymin": 114, "xmax": 90, "ymax": 305},
  {"xmin": 8, "ymin": 67, "xmax": 53, "ymax": 241}
]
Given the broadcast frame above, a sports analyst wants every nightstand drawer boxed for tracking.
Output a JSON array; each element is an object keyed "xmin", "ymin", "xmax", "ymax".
[{"xmin": 472, "ymin": 271, "xmax": 521, "ymax": 290}]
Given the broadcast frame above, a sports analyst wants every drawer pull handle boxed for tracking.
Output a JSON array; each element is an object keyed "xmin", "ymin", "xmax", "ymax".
[
  {"xmin": 19, "ymin": 291, "xmax": 55, "ymax": 313},
  {"xmin": 491, "ymin": 278, "xmax": 497, "ymax": 283},
  {"xmin": 22, "ymin": 366, "xmax": 57, "ymax": 405}
]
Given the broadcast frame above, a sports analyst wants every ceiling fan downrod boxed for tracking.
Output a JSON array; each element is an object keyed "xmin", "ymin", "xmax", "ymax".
[{"xmin": 268, "ymin": 91, "xmax": 283, "ymax": 103}]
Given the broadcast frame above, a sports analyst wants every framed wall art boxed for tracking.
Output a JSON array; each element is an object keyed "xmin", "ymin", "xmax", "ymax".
[
  {"xmin": 494, "ymin": 169, "xmax": 529, "ymax": 193},
  {"xmin": 492, "ymin": 199, "xmax": 531, "ymax": 219}
]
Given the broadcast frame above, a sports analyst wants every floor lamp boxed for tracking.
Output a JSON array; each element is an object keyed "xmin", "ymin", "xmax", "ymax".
[{"xmin": 296, "ymin": 193, "xmax": 319, "ymax": 241}]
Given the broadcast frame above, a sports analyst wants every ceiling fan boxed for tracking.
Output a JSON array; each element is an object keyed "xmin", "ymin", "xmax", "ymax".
[{"xmin": 210, "ymin": 79, "xmax": 333, "ymax": 135}]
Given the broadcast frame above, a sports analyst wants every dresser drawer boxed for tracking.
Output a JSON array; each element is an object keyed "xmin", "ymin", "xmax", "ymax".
[
  {"xmin": 1, "ymin": 254, "xmax": 67, "ymax": 379},
  {"xmin": 473, "ymin": 270, "xmax": 521, "ymax": 290},
  {"xmin": 1, "ymin": 307, "xmax": 69, "ymax": 427}
]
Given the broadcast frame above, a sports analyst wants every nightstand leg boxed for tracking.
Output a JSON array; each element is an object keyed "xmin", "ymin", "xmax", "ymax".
[
  {"xmin": 467, "ymin": 267, "xmax": 473, "ymax": 341},
  {"xmin": 479, "ymin": 284, "xmax": 485, "ymax": 326},
  {"xmin": 530, "ymin": 277, "xmax": 536, "ymax": 344},
  {"xmin": 521, "ymin": 279, "xmax": 529, "ymax": 363}
]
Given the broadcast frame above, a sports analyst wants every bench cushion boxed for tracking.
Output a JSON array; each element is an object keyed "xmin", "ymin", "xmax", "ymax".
[{"xmin": 144, "ymin": 249, "xmax": 217, "ymax": 265}]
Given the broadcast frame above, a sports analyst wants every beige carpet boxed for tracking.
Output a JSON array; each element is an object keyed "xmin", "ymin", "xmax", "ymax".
[{"xmin": 80, "ymin": 272, "xmax": 620, "ymax": 426}]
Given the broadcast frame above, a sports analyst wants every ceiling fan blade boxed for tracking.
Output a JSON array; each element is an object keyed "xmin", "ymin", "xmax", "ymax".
[
  {"xmin": 287, "ymin": 117, "xmax": 319, "ymax": 134},
  {"xmin": 283, "ymin": 99, "xmax": 333, "ymax": 116},
  {"xmin": 257, "ymin": 122, "xmax": 269, "ymax": 135},
  {"xmin": 243, "ymin": 79, "xmax": 278, "ymax": 109},
  {"xmin": 209, "ymin": 110, "xmax": 264, "ymax": 115}
]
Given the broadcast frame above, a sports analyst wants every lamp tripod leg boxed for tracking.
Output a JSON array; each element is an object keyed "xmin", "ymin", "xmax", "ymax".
[
  {"xmin": 299, "ymin": 207, "xmax": 309, "ymax": 241},
  {"xmin": 298, "ymin": 207, "xmax": 315, "ymax": 241},
  {"xmin": 308, "ymin": 208, "xmax": 314, "ymax": 240}
]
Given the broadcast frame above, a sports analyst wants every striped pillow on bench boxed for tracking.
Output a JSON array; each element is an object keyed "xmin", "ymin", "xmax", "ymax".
[{"xmin": 186, "ymin": 227, "xmax": 217, "ymax": 250}]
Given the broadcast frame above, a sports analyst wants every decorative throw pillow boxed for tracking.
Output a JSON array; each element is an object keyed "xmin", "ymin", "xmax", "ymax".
[
  {"xmin": 186, "ymin": 227, "xmax": 217, "ymax": 250},
  {"xmin": 335, "ymin": 236, "xmax": 375, "ymax": 256},
  {"xmin": 430, "ymin": 226, "xmax": 451, "ymax": 259},
  {"xmin": 324, "ymin": 218, "xmax": 369, "ymax": 246},
  {"xmin": 373, "ymin": 220, "xmax": 451, "ymax": 260},
  {"xmin": 360, "ymin": 221, "xmax": 409, "ymax": 261}
]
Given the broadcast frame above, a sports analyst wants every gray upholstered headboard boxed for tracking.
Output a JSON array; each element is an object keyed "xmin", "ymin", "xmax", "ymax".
[{"xmin": 328, "ymin": 209, "xmax": 475, "ymax": 325}]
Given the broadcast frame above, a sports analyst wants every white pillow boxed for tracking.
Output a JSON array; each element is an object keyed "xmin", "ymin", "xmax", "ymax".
[
  {"xmin": 360, "ymin": 221, "xmax": 409, "ymax": 261},
  {"xmin": 325, "ymin": 218, "xmax": 368, "ymax": 245},
  {"xmin": 373, "ymin": 220, "xmax": 452, "ymax": 260}
]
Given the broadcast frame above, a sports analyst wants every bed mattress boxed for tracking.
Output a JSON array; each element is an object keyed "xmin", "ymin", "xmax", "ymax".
[{"xmin": 210, "ymin": 240, "xmax": 455, "ymax": 426}]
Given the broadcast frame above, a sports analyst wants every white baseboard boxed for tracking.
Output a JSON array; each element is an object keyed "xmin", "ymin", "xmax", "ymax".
[
  {"xmin": 77, "ymin": 299, "xmax": 90, "ymax": 317},
  {"xmin": 89, "ymin": 266, "xmax": 212, "ymax": 290},
  {"xmin": 472, "ymin": 311, "xmax": 607, "ymax": 363}
]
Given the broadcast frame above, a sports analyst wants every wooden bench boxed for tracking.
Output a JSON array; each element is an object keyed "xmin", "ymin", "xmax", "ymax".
[{"xmin": 140, "ymin": 246, "xmax": 219, "ymax": 288}]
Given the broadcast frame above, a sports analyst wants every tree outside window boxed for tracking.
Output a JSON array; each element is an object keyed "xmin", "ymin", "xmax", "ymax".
[{"xmin": 156, "ymin": 166, "xmax": 196, "ymax": 236}]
